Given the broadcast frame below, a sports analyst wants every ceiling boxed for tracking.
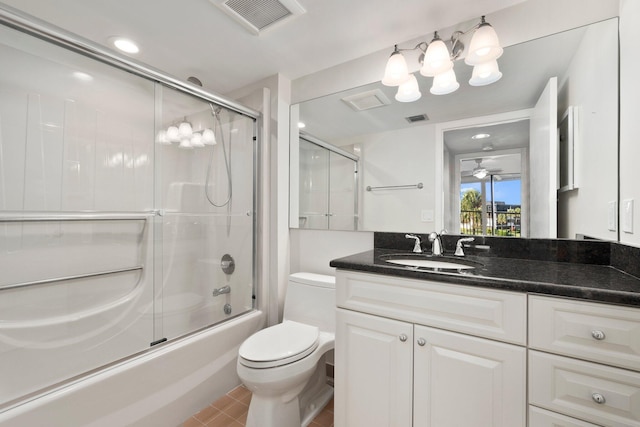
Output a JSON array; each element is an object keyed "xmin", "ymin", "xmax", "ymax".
[{"xmin": 0, "ymin": 0, "xmax": 524, "ymax": 95}]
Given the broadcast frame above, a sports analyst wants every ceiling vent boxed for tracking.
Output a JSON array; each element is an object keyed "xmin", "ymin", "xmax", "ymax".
[
  {"xmin": 405, "ymin": 114, "xmax": 429, "ymax": 123},
  {"xmin": 341, "ymin": 89, "xmax": 392, "ymax": 112},
  {"xmin": 210, "ymin": 0, "xmax": 306, "ymax": 35}
]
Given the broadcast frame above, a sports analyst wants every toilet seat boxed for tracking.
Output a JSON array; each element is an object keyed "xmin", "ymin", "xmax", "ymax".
[{"xmin": 239, "ymin": 320, "xmax": 319, "ymax": 369}]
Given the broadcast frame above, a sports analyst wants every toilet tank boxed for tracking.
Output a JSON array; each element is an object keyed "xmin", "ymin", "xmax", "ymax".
[{"xmin": 283, "ymin": 272, "xmax": 335, "ymax": 333}]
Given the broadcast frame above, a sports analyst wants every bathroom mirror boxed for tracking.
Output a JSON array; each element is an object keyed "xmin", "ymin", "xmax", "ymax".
[{"xmin": 290, "ymin": 18, "xmax": 619, "ymax": 241}]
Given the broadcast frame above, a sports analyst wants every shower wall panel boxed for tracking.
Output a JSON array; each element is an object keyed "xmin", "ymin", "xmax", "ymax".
[{"xmin": 0, "ymin": 20, "xmax": 256, "ymax": 411}]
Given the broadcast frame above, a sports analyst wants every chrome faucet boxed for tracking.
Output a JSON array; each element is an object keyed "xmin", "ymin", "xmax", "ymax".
[
  {"xmin": 212, "ymin": 285, "xmax": 231, "ymax": 297},
  {"xmin": 405, "ymin": 234, "xmax": 422, "ymax": 253},
  {"xmin": 454, "ymin": 237, "xmax": 475, "ymax": 256},
  {"xmin": 428, "ymin": 232, "xmax": 443, "ymax": 256}
]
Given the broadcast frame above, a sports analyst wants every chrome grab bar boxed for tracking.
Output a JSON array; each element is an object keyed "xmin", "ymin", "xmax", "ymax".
[
  {"xmin": 0, "ymin": 211, "xmax": 157, "ymax": 222},
  {"xmin": 212, "ymin": 286, "xmax": 231, "ymax": 297},
  {"xmin": 0, "ymin": 266, "xmax": 144, "ymax": 292}
]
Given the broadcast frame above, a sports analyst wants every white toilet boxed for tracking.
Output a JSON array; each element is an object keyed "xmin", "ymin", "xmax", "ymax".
[{"xmin": 237, "ymin": 272, "xmax": 335, "ymax": 427}]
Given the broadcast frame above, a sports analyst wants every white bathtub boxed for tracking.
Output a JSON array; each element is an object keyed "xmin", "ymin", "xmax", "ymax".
[{"xmin": 0, "ymin": 310, "xmax": 265, "ymax": 427}]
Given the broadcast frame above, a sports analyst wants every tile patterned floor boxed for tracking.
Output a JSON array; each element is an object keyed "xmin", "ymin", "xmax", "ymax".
[{"xmin": 182, "ymin": 385, "xmax": 334, "ymax": 427}]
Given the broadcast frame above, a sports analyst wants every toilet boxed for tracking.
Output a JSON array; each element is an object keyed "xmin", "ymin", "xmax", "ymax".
[{"xmin": 237, "ymin": 272, "xmax": 335, "ymax": 427}]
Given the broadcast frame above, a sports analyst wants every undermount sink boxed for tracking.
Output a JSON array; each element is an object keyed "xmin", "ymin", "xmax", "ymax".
[{"xmin": 380, "ymin": 254, "xmax": 482, "ymax": 271}]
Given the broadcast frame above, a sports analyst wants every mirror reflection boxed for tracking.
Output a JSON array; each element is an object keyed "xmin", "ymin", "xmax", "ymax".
[{"xmin": 291, "ymin": 18, "xmax": 619, "ymax": 241}]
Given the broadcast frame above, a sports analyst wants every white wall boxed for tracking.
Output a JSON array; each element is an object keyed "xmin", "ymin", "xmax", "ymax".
[
  {"xmin": 557, "ymin": 19, "xmax": 619, "ymax": 241},
  {"xmin": 336, "ymin": 124, "xmax": 437, "ymax": 233},
  {"xmin": 619, "ymin": 0, "xmax": 640, "ymax": 247}
]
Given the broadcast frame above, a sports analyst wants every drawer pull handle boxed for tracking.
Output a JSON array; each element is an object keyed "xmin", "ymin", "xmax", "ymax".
[
  {"xmin": 591, "ymin": 330, "xmax": 606, "ymax": 340},
  {"xmin": 592, "ymin": 393, "xmax": 606, "ymax": 404},
  {"xmin": 399, "ymin": 334, "xmax": 408, "ymax": 342},
  {"xmin": 417, "ymin": 338, "xmax": 426, "ymax": 346}
]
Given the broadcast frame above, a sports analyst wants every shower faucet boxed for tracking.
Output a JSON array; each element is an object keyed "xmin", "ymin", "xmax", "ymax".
[{"xmin": 212, "ymin": 286, "xmax": 231, "ymax": 297}]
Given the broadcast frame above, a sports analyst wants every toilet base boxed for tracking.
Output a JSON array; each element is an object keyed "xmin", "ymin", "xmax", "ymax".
[{"xmin": 300, "ymin": 382, "xmax": 333, "ymax": 427}]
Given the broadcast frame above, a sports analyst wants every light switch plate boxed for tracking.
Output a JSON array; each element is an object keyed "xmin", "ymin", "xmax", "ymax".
[
  {"xmin": 421, "ymin": 209, "xmax": 434, "ymax": 222},
  {"xmin": 623, "ymin": 199, "xmax": 634, "ymax": 234},
  {"xmin": 608, "ymin": 201, "xmax": 617, "ymax": 231}
]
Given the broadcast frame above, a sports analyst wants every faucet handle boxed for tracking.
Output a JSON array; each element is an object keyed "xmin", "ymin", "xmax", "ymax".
[
  {"xmin": 405, "ymin": 234, "xmax": 422, "ymax": 253},
  {"xmin": 454, "ymin": 237, "xmax": 475, "ymax": 257}
]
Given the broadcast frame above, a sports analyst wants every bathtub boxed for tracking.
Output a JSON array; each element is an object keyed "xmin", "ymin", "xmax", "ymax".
[{"xmin": 0, "ymin": 309, "xmax": 265, "ymax": 427}]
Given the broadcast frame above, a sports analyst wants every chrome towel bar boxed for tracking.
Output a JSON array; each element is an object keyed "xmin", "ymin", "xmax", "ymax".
[{"xmin": 366, "ymin": 182, "xmax": 423, "ymax": 191}]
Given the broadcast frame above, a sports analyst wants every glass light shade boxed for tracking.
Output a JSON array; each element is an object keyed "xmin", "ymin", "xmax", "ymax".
[
  {"xmin": 469, "ymin": 60, "xmax": 503, "ymax": 86},
  {"xmin": 473, "ymin": 168, "xmax": 488, "ymax": 179},
  {"xmin": 178, "ymin": 122, "xmax": 193, "ymax": 138},
  {"xmin": 178, "ymin": 138, "xmax": 193, "ymax": 149},
  {"xmin": 202, "ymin": 128, "xmax": 217, "ymax": 145},
  {"xmin": 395, "ymin": 74, "xmax": 421, "ymax": 102},
  {"xmin": 465, "ymin": 23, "xmax": 503, "ymax": 65},
  {"xmin": 382, "ymin": 52, "xmax": 410, "ymax": 86},
  {"xmin": 430, "ymin": 69, "xmax": 460, "ymax": 95},
  {"xmin": 190, "ymin": 133, "xmax": 204, "ymax": 147},
  {"xmin": 156, "ymin": 130, "xmax": 171, "ymax": 145},
  {"xmin": 420, "ymin": 39, "xmax": 453, "ymax": 77},
  {"xmin": 166, "ymin": 126, "xmax": 180, "ymax": 142}
]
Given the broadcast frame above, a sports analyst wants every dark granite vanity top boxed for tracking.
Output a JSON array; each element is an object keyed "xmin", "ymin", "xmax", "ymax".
[{"xmin": 329, "ymin": 233, "xmax": 640, "ymax": 307}]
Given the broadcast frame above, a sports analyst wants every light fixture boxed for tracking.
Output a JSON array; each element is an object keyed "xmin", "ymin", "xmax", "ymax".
[
  {"xmin": 110, "ymin": 37, "xmax": 140, "ymax": 54},
  {"xmin": 157, "ymin": 120, "xmax": 217, "ymax": 148},
  {"xmin": 395, "ymin": 74, "xmax": 422, "ymax": 102},
  {"xmin": 464, "ymin": 16, "xmax": 503, "ymax": 66},
  {"xmin": 471, "ymin": 133, "xmax": 491, "ymax": 140},
  {"xmin": 473, "ymin": 168, "xmax": 488, "ymax": 179},
  {"xmin": 419, "ymin": 32, "xmax": 453, "ymax": 77},
  {"xmin": 472, "ymin": 159, "xmax": 488, "ymax": 179},
  {"xmin": 469, "ymin": 59, "xmax": 502, "ymax": 86},
  {"xmin": 430, "ymin": 69, "xmax": 459, "ymax": 95},
  {"xmin": 298, "ymin": 122, "xmax": 306, "ymax": 129},
  {"xmin": 72, "ymin": 71, "xmax": 93, "ymax": 82},
  {"xmin": 382, "ymin": 45, "xmax": 410, "ymax": 86},
  {"xmin": 381, "ymin": 15, "xmax": 503, "ymax": 102}
]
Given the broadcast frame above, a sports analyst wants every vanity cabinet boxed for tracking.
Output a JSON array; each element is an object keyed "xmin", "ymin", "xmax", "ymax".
[
  {"xmin": 528, "ymin": 295, "xmax": 640, "ymax": 427},
  {"xmin": 334, "ymin": 271, "xmax": 527, "ymax": 427}
]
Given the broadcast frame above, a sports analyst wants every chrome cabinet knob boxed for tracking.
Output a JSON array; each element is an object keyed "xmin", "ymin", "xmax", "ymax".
[
  {"xmin": 592, "ymin": 393, "xmax": 606, "ymax": 404},
  {"xmin": 417, "ymin": 338, "xmax": 426, "ymax": 346},
  {"xmin": 591, "ymin": 330, "xmax": 606, "ymax": 340},
  {"xmin": 399, "ymin": 334, "xmax": 408, "ymax": 342}
]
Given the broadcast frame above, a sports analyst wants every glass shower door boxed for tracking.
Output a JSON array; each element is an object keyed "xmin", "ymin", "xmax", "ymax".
[{"xmin": 155, "ymin": 85, "xmax": 255, "ymax": 341}]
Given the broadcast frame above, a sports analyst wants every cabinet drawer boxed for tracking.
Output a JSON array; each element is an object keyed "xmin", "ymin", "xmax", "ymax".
[
  {"xmin": 529, "ymin": 406, "xmax": 602, "ymax": 427},
  {"xmin": 529, "ymin": 351, "xmax": 640, "ymax": 427},
  {"xmin": 336, "ymin": 270, "xmax": 526, "ymax": 344},
  {"xmin": 529, "ymin": 295, "xmax": 640, "ymax": 371}
]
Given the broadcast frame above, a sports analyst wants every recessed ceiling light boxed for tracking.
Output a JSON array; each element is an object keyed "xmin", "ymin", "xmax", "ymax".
[
  {"xmin": 111, "ymin": 37, "xmax": 140, "ymax": 54},
  {"xmin": 72, "ymin": 71, "xmax": 93, "ymax": 82},
  {"xmin": 298, "ymin": 122, "xmax": 306, "ymax": 129},
  {"xmin": 471, "ymin": 133, "xmax": 491, "ymax": 140}
]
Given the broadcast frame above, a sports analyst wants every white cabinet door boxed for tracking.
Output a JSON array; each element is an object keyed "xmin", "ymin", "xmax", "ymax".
[
  {"xmin": 335, "ymin": 308, "xmax": 413, "ymax": 427},
  {"xmin": 413, "ymin": 325, "xmax": 526, "ymax": 427}
]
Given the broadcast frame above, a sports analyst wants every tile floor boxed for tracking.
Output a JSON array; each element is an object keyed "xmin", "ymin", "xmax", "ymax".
[{"xmin": 182, "ymin": 385, "xmax": 334, "ymax": 427}]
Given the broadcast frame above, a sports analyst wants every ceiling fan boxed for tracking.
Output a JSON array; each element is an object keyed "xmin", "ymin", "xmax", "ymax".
[{"xmin": 461, "ymin": 159, "xmax": 503, "ymax": 180}]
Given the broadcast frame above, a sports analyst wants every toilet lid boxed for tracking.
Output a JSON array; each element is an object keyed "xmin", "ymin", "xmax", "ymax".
[{"xmin": 239, "ymin": 320, "xmax": 319, "ymax": 368}]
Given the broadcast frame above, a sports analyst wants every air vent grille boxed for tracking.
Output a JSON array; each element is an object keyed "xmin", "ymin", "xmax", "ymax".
[
  {"xmin": 342, "ymin": 89, "xmax": 392, "ymax": 112},
  {"xmin": 225, "ymin": 0, "xmax": 291, "ymax": 30},
  {"xmin": 405, "ymin": 114, "xmax": 429, "ymax": 123},
  {"xmin": 211, "ymin": 0, "xmax": 306, "ymax": 35}
]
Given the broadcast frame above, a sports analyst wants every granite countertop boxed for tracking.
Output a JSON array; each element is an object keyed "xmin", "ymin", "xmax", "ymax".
[{"xmin": 330, "ymin": 248, "xmax": 640, "ymax": 306}]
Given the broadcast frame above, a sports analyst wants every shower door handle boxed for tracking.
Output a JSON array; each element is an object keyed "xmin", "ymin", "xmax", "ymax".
[{"xmin": 212, "ymin": 286, "xmax": 231, "ymax": 297}]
